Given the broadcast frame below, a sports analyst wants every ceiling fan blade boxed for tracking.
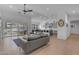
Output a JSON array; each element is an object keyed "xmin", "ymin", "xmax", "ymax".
[
  {"xmin": 27, "ymin": 10, "xmax": 33, "ymax": 12},
  {"xmin": 17, "ymin": 4, "xmax": 33, "ymax": 14},
  {"xmin": 23, "ymin": 10, "xmax": 33, "ymax": 12},
  {"xmin": 23, "ymin": 9, "xmax": 27, "ymax": 12}
]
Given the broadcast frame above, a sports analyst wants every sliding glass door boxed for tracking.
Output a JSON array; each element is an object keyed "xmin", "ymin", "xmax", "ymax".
[
  {"xmin": 4, "ymin": 22, "xmax": 12, "ymax": 37},
  {"xmin": 0, "ymin": 20, "xmax": 28, "ymax": 39}
]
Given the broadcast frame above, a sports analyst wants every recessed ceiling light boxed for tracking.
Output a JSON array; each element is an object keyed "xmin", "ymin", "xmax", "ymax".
[
  {"xmin": 46, "ymin": 8, "xmax": 49, "ymax": 11},
  {"xmin": 9, "ymin": 5, "xmax": 13, "ymax": 8},
  {"xmin": 72, "ymin": 10, "xmax": 76, "ymax": 14}
]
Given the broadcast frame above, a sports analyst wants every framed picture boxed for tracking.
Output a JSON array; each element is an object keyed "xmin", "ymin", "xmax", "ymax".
[
  {"xmin": 71, "ymin": 24, "xmax": 75, "ymax": 28},
  {"xmin": 58, "ymin": 19, "xmax": 64, "ymax": 27}
]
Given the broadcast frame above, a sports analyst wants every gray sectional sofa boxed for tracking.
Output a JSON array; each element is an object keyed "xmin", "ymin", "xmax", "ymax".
[{"xmin": 19, "ymin": 33, "xmax": 49, "ymax": 54}]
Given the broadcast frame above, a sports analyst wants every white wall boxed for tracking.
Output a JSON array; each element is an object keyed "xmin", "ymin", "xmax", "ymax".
[
  {"xmin": 57, "ymin": 13, "xmax": 71, "ymax": 40},
  {"xmin": 66, "ymin": 15, "xmax": 71, "ymax": 38},
  {"xmin": 57, "ymin": 25, "xmax": 67, "ymax": 40},
  {"xmin": 31, "ymin": 17, "xmax": 47, "ymax": 24},
  {"xmin": 71, "ymin": 21, "xmax": 79, "ymax": 34},
  {"xmin": 66, "ymin": 21, "xmax": 71, "ymax": 38}
]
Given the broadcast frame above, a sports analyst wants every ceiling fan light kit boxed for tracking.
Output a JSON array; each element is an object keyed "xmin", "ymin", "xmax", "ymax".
[{"xmin": 22, "ymin": 4, "xmax": 33, "ymax": 14}]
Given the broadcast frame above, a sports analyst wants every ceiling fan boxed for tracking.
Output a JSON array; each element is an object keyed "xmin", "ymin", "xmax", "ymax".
[{"xmin": 20, "ymin": 4, "xmax": 33, "ymax": 14}]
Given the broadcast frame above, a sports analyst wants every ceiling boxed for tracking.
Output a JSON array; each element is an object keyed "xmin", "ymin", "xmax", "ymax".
[
  {"xmin": 0, "ymin": 4, "xmax": 79, "ymax": 24},
  {"xmin": 28, "ymin": 4, "xmax": 79, "ymax": 22}
]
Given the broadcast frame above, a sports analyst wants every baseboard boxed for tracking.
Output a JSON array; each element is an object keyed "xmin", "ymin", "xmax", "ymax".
[{"xmin": 71, "ymin": 34, "xmax": 79, "ymax": 36}]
